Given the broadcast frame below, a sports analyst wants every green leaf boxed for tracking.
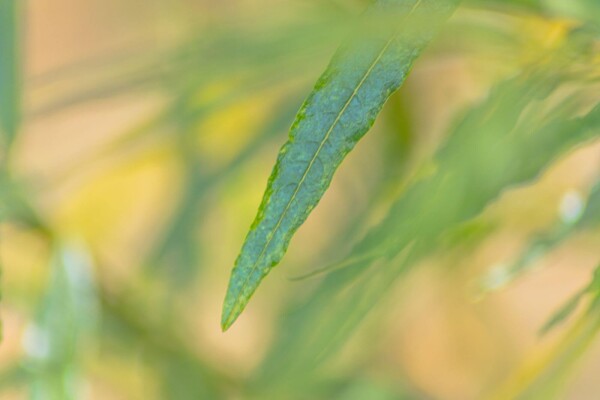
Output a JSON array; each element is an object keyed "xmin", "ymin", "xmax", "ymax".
[
  {"xmin": 221, "ymin": 0, "xmax": 460, "ymax": 330},
  {"xmin": 0, "ymin": 0, "xmax": 20, "ymax": 152}
]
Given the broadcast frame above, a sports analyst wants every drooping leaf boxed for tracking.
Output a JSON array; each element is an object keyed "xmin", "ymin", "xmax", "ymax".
[{"xmin": 221, "ymin": 0, "xmax": 461, "ymax": 330}]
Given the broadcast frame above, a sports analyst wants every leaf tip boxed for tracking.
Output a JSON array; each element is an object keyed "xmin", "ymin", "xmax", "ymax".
[
  {"xmin": 220, "ymin": 309, "xmax": 236, "ymax": 332},
  {"xmin": 220, "ymin": 288, "xmax": 244, "ymax": 332},
  {"xmin": 220, "ymin": 320, "xmax": 231, "ymax": 332}
]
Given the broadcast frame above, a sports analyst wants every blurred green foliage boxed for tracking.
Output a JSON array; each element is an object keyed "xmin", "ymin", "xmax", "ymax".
[
  {"xmin": 0, "ymin": 0, "xmax": 20, "ymax": 156},
  {"xmin": 1, "ymin": 0, "xmax": 600, "ymax": 399}
]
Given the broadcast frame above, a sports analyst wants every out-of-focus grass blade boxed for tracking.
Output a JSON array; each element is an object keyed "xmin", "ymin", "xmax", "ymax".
[
  {"xmin": 0, "ymin": 0, "xmax": 20, "ymax": 153},
  {"xmin": 540, "ymin": 266, "xmax": 600, "ymax": 335},
  {"xmin": 221, "ymin": 0, "xmax": 461, "ymax": 331},
  {"xmin": 22, "ymin": 243, "xmax": 99, "ymax": 400},
  {"xmin": 539, "ymin": 291, "xmax": 587, "ymax": 336}
]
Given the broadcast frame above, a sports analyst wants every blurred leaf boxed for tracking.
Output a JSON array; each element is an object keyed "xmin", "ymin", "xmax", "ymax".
[
  {"xmin": 328, "ymin": 375, "xmax": 420, "ymax": 400},
  {"xmin": 0, "ymin": 365, "xmax": 28, "ymax": 392},
  {"xmin": 100, "ymin": 289, "xmax": 238, "ymax": 399},
  {"xmin": 481, "ymin": 181, "xmax": 600, "ymax": 293},
  {"xmin": 23, "ymin": 242, "xmax": 99, "ymax": 400},
  {"xmin": 492, "ymin": 266, "xmax": 600, "ymax": 400},
  {"xmin": 221, "ymin": 0, "xmax": 460, "ymax": 331},
  {"xmin": 544, "ymin": 0, "xmax": 600, "ymax": 22},
  {"xmin": 540, "ymin": 291, "xmax": 587, "ymax": 336},
  {"xmin": 0, "ymin": 0, "xmax": 20, "ymax": 153},
  {"xmin": 577, "ymin": 180, "xmax": 600, "ymax": 229},
  {"xmin": 30, "ymin": 4, "xmax": 349, "ymax": 118},
  {"xmin": 255, "ymin": 67, "xmax": 600, "ymax": 394},
  {"xmin": 0, "ymin": 173, "xmax": 49, "ymax": 233},
  {"xmin": 541, "ymin": 265, "xmax": 600, "ymax": 335}
]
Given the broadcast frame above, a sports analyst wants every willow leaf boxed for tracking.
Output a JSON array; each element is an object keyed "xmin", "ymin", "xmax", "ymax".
[{"xmin": 221, "ymin": 0, "xmax": 460, "ymax": 330}]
